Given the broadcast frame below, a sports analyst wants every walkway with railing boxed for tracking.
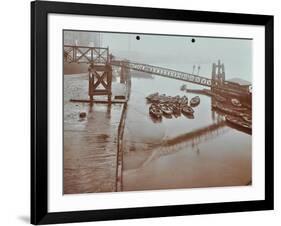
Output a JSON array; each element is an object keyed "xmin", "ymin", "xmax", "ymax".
[{"xmin": 111, "ymin": 60, "xmax": 213, "ymax": 87}]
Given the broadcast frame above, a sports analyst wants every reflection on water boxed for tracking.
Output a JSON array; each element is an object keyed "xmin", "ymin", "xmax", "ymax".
[{"xmin": 122, "ymin": 73, "xmax": 251, "ymax": 191}]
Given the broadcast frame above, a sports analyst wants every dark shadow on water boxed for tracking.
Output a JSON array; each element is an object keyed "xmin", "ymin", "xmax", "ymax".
[
  {"xmin": 149, "ymin": 115, "xmax": 162, "ymax": 123},
  {"xmin": 18, "ymin": 216, "xmax": 30, "ymax": 224},
  {"xmin": 183, "ymin": 114, "xmax": 194, "ymax": 119}
]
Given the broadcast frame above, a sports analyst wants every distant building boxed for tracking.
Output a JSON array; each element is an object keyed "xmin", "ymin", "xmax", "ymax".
[
  {"xmin": 225, "ymin": 78, "xmax": 252, "ymax": 93},
  {"xmin": 64, "ymin": 31, "xmax": 101, "ymax": 47}
]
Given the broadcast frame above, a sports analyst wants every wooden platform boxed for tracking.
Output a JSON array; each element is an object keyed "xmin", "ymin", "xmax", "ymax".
[{"xmin": 70, "ymin": 98, "xmax": 128, "ymax": 104}]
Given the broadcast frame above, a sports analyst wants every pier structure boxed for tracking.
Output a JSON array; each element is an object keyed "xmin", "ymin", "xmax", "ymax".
[
  {"xmin": 120, "ymin": 60, "xmax": 130, "ymax": 84},
  {"xmin": 210, "ymin": 60, "xmax": 251, "ymax": 102},
  {"xmin": 88, "ymin": 62, "xmax": 112, "ymax": 102},
  {"xmin": 211, "ymin": 60, "xmax": 225, "ymax": 87},
  {"xmin": 87, "ymin": 47, "xmax": 112, "ymax": 102},
  {"xmin": 64, "ymin": 45, "xmax": 113, "ymax": 102},
  {"xmin": 64, "ymin": 45, "xmax": 132, "ymax": 193}
]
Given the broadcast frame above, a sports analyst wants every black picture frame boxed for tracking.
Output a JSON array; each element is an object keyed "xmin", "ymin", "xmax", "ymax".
[{"xmin": 31, "ymin": 1, "xmax": 274, "ymax": 224}]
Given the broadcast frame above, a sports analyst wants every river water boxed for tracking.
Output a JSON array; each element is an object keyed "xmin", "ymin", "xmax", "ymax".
[{"xmin": 122, "ymin": 70, "xmax": 252, "ymax": 191}]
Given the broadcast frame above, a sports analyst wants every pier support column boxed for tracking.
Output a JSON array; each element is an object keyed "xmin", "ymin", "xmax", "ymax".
[
  {"xmin": 211, "ymin": 63, "xmax": 216, "ymax": 91},
  {"xmin": 120, "ymin": 62, "xmax": 126, "ymax": 84},
  {"xmin": 211, "ymin": 60, "xmax": 226, "ymax": 91},
  {"xmin": 88, "ymin": 63, "xmax": 112, "ymax": 103}
]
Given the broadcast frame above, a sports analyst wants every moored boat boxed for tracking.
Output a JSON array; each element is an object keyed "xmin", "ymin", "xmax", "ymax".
[
  {"xmin": 231, "ymin": 98, "xmax": 242, "ymax": 107},
  {"xmin": 146, "ymin": 92, "xmax": 158, "ymax": 99},
  {"xmin": 225, "ymin": 115, "xmax": 252, "ymax": 132},
  {"xmin": 214, "ymin": 102, "xmax": 242, "ymax": 117},
  {"xmin": 170, "ymin": 104, "xmax": 181, "ymax": 116},
  {"xmin": 232, "ymin": 106, "xmax": 248, "ymax": 112},
  {"xmin": 179, "ymin": 96, "xmax": 188, "ymax": 105},
  {"xmin": 190, "ymin": 96, "xmax": 200, "ymax": 107},
  {"xmin": 149, "ymin": 105, "xmax": 162, "ymax": 119},
  {"xmin": 160, "ymin": 104, "xmax": 173, "ymax": 116},
  {"xmin": 182, "ymin": 106, "xmax": 194, "ymax": 115},
  {"xmin": 242, "ymin": 115, "xmax": 252, "ymax": 123}
]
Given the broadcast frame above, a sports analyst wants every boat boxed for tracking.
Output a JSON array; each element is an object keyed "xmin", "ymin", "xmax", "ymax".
[
  {"xmin": 232, "ymin": 106, "xmax": 248, "ymax": 112},
  {"xmin": 170, "ymin": 97, "xmax": 178, "ymax": 104},
  {"xmin": 225, "ymin": 115, "xmax": 252, "ymax": 132},
  {"xmin": 231, "ymin": 98, "xmax": 242, "ymax": 107},
  {"xmin": 190, "ymin": 96, "xmax": 200, "ymax": 107},
  {"xmin": 159, "ymin": 97, "xmax": 168, "ymax": 103},
  {"xmin": 182, "ymin": 106, "xmax": 194, "ymax": 115},
  {"xmin": 214, "ymin": 102, "xmax": 242, "ymax": 117},
  {"xmin": 179, "ymin": 96, "xmax": 188, "ymax": 105},
  {"xmin": 242, "ymin": 115, "xmax": 252, "ymax": 123},
  {"xmin": 160, "ymin": 104, "xmax": 173, "ymax": 116},
  {"xmin": 146, "ymin": 92, "xmax": 159, "ymax": 102},
  {"xmin": 170, "ymin": 104, "xmax": 181, "ymax": 116},
  {"xmin": 149, "ymin": 104, "xmax": 162, "ymax": 118}
]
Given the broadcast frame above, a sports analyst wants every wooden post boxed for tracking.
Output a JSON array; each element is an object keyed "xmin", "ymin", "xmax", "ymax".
[
  {"xmin": 221, "ymin": 63, "xmax": 225, "ymax": 83},
  {"xmin": 88, "ymin": 63, "xmax": 94, "ymax": 101},
  {"xmin": 120, "ymin": 63, "xmax": 126, "ymax": 84},
  {"xmin": 211, "ymin": 63, "xmax": 216, "ymax": 91},
  {"xmin": 107, "ymin": 64, "xmax": 112, "ymax": 103}
]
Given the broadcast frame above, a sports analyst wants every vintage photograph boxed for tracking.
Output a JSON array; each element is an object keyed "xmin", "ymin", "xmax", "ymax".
[{"xmin": 63, "ymin": 30, "xmax": 252, "ymax": 194}]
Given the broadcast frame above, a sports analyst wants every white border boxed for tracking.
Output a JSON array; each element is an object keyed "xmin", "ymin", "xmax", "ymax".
[{"xmin": 48, "ymin": 14, "xmax": 265, "ymax": 212}]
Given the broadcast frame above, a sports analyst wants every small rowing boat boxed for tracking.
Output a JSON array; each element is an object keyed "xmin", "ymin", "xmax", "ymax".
[
  {"xmin": 179, "ymin": 96, "xmax": 188, "ymax": 106},
  {"xmin": 190, "ymin": 96, "xmax": 200, "ymax": 107},
  {"xmin": 146, "ymin": 92, "xmax": 159, "ymax": 102},
  {"xmin": 226, "ymin": 115, "xmax": 252, "ymax": 131},
  {"xmin": 160, "ymin": 104, "xmax": 173, "ymax": 116},
  {"xmin": 149, "ymin": 104, "xmax": 162, "ymax": 118},
  {"xmin": 232, "ymin": 106, "xmax": 248, "ymax": 112},
  {"xmin": 242, "ymin": 115, "xmax": 252, "ymax": 123},
  {"xmin": 214, "ymin": 102, "xmax": 243, "ymax": 117},
  {"xmin": 170, "ymin": 104, "xmax": 181, "ymax": 116},
  {"xmin": 182, "ymin": 106, "xmax": 194, "ymax": 115}
]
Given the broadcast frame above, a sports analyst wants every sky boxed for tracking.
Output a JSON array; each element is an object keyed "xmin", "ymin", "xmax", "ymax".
[{"xmin": 64, "ymin": 30, "xmax": 252, "ymax": 82}]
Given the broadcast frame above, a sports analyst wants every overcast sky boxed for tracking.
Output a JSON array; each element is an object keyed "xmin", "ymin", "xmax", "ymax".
[{"xmin": 64, "ymin": 31, "xmax": 252, "ymax": 82}]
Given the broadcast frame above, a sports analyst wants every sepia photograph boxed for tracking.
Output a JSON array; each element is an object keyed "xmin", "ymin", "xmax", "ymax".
[{"xmin": 63, "ymin": 30, "xmax": 252, "ymax": 195}]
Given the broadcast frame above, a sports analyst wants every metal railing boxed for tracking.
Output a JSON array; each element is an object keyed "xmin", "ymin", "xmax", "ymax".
[{"xmin": 111, "ymin": 60, "xmax": 213, "ymax": 87}]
